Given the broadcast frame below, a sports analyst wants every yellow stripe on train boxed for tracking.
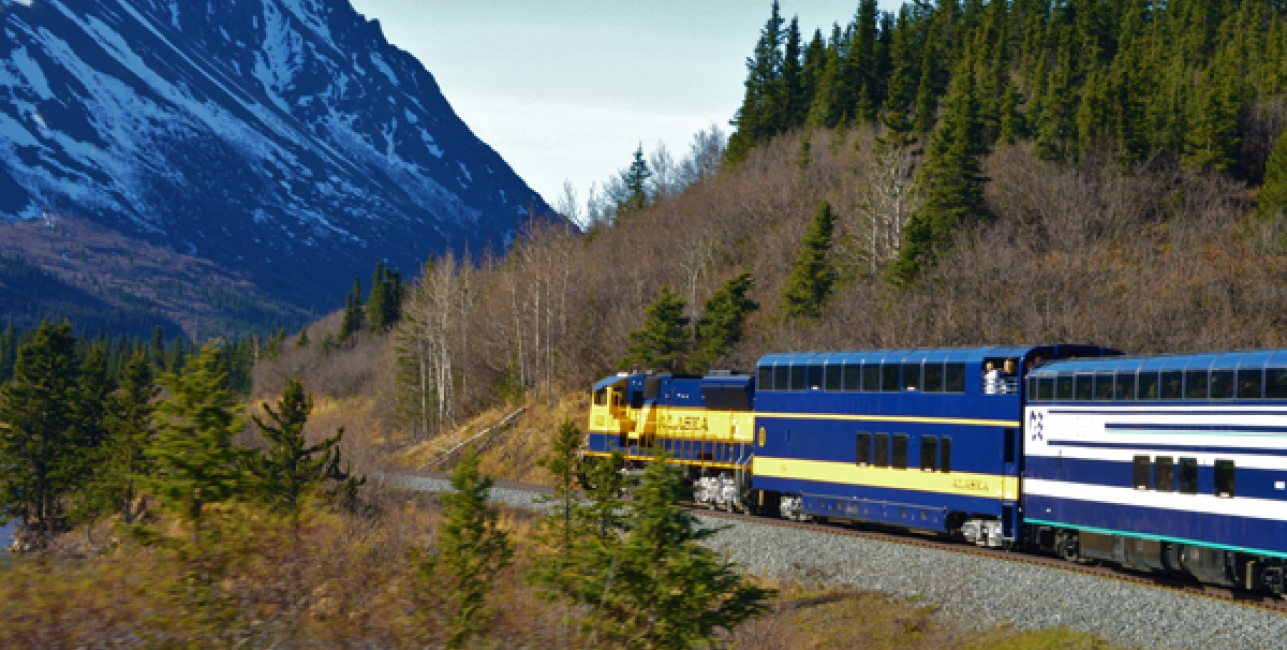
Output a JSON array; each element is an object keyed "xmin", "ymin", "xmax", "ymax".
[
  {"xmin": 754, "ymin": 412, "xmax": 1020, "ymax": 428},
  {"xmin": 752, "ymin": 456, "xmax": 1020, "ymax": 501}
]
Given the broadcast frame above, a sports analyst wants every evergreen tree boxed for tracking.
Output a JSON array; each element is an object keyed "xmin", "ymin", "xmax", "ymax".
[
  {"xmin": 90, "ymin": 353, "xmax": 158, "ymax": 524},
  {"xmin": 617, "ymin": 145, "xmax": 653, "ymax": 219},
  {"xmin": 0, "ymin": 323, "xmax": 17, "ymax": 383},
  {"xmin": 687, "ymin": 273, "xmax": 760, "ymax": 374},
  {"xmin": 1260, "ymin": 127, "xmax": 1287, "ymax": 217},
  {"xmin": 68, "ymin": 341, "xmax": 116, "ymax": 523},
  {"xmin": 0, "ymin": 321, "xmax": 80, "ymax": 545},
  {"xmin": 529, "ymin": 420, "xmax": 585, "ymax": 604},
  {"xmin": 781, "ymin": 16, "xmax": 806, "ymax": 131},
  {"xmin": 417, "ymin": 449, "xmax": 513, "ymax": 650},
  {"xmin": 145, "ymin": 344, "xmax": 247, "ymax": 551},
  {"xmin": 890, "ymin": 59, "xmax": 989, "ymax": 287},
  {"xmin": 781, "ymin": 201, "xmax": 838, "ymax": 319},
  {"xmin": 339, "ymin": 277, "xmax": 365, "ymax": 341},
  {"xmin": 1182, "ymin": 57, "xmax": 1242, "ymax": 173},
  {"xmin": 245, "ymin": 379, "xmax": 346, "ymax": 525},
  {"xmin": 149, "ymin": 325, "xmax": 165, "ymax": 369},
  {"xmin": 727, "ymin": 1, "xmax": 786, "ymax": 163},
  {"xmin": 296, "ymin": 326, "xmax": 310, "ymax": 348},
  {"xmin": 591, "ymin": 458, "xmax": 772, "ymax": 649},
  {"xmin": 619, "ymin": 286, "xmax": 690, "ymax": 372},
  {"xmin": 367, "ymin": 262, "xmax": 405, "ymax": 333}
]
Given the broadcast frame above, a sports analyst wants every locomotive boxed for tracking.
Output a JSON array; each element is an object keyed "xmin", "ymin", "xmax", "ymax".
[{"xmin": 584, "ymin": 345, "xmax": 1287, "ymax": 595}]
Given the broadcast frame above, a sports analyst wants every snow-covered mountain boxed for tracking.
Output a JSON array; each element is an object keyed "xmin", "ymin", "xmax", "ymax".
[{"xmin": 0, "ymin": 0, "xmax": 554, "ymax": 315}]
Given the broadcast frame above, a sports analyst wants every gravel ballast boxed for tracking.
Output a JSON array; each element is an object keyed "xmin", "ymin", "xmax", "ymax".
[{"xmin": 393, "ymin": 475, "xmax": 1287, "ymax": 650}]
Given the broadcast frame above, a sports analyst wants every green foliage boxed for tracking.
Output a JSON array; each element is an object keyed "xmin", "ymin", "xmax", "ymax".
[
  {"xmin": 529, "ymin": 420, "xmax": 585, "ymax": 601},
  {"xmin": 245, "ymin": 379, "xmax": 345, "ymax": 518},
  {"xmin": 617, "ymin": 145, "xmax": 653, "ymax": 219},
  {"xmin": 890, "ymin": 60, "xmax": 989, "ymax": 288},
  {"xmin": 418, "ymin": 448, "xmax": 513, "ymax": 650},
  {"xmin": 688, "ymin": 272, "xmax": 760, "ymax": 374},
  {"xmin": 339, "ymin": 277, "xmax": 365, "ymax": 342},
  {"xmin": 619, "ymin": 285, "xmax": 690, "ymax": 372},
  {"xmin": 296, "ymin": 326, "xmax": 310, "ymax": 348},
  {"xmin": 89, "ymin": 353, "xmax": 158, "ymax": 524},
  {"xmin": 145, "ymin": 345, "xmax": 247, "ymax": 549},
  {"xmin": 0, "ymin": 321, "xmax": 81, "ymax": 541},
  {"xmin": 1261, "ymin": 128, "xmax": 1287, "ymax": 216},
  {"xmin": 535, "ymin": 452, "xmax": 771, "ymax": 649},
  {"xmin": 727, "ymin": 1, "xmax": 787, "ymax": 164},
  {"xmin": 781, "ymin": 201, "xmax": 838, "ymax": 319},
  {"xmin": 366, "ymin": 261, "xmax": 405, "ymax": 334}
]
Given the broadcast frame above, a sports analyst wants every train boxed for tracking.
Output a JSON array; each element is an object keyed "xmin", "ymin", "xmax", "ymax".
[{"xmin": 584, "ymin": 344, "xmax": 1287, "ymax": 595}]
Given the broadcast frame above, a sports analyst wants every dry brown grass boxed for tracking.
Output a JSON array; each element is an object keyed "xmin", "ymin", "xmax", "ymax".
[{"xmin": 0, "ymin": 493, "xmax": 1121, "ymax": 650}]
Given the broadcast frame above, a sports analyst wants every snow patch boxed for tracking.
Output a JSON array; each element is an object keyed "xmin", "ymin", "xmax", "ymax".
[
  {"xmin": 369, "ymin": 52, "xmax": 398, "ymax": 86},
  {"xmin": 11, "ymin": 0, "xmax": 34, "ymax": 7},
  {"xmin": 457, "ymin": 161, "xmax": 471, "ymax": 183},
  {"xmin": 4, "ymin": 46, "xmax": 53, "ymax": 100}
]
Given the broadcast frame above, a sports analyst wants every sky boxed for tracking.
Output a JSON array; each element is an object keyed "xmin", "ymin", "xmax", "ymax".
[{"xmin": 347, "ymin": 0, "xmax": 901, "ymax": 214}]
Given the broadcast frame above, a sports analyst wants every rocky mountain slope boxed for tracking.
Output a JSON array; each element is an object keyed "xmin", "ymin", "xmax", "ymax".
[{"xmin": 0, "ymin": 0, "xmax": 553, "ymax": 331}]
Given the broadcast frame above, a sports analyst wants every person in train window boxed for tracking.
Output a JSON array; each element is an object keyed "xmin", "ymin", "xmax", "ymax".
[
  {"xmin": 1000, "ymin": 359, "xmax": 1018, "ymax": 394},
  {"xmin": 984, "ymin": 361, "xmax": 1001, "ymax": 394}
]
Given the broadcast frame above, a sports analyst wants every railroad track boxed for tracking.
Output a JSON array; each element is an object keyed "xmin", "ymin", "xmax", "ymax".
[{"xmin": 394, "ymin": 471, "xmax": 1287, "ymax": 615}]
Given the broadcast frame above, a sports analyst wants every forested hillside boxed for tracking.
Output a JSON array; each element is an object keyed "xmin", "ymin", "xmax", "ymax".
[{"xmin": 249, "ymin": 0, "xmax": 1287, "ymax": 450}]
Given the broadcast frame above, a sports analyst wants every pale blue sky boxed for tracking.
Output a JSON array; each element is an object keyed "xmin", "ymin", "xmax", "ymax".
[{"xmin": 348, "ymin": 0, "xmax": 902, "ymax": 209}]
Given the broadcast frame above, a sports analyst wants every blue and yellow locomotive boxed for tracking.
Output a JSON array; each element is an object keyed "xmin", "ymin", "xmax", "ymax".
[{"xmin": 585, "ymin": 344, "xmax": 1287, "ymax": 595}]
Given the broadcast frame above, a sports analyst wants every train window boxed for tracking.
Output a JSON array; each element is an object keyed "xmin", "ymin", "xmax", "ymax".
[
  {"xmin": 1238, "ymin": 368, "xmax": 1264, "ymax": 399},
  {"xmin": 1038, "ymin": 377, "xmax": 1055, "ymax": 400},
  {"xmin": 1185, "ymin": 370, "xmax": 1209, "ymax": 399},
  {"xmin": 1004, "ymin": 429, "xmax": 1016, "ymax": 463},
  {"xmin": 921, "ymin": 436, "xmax": 938, "ymax": 471},
  {"xmin": 1209, "ymin": 370, "xmax": 1234, "ymax": 399},
  {"xmin": 1267, "ymin": 368, "xmax": 1287, "ymax": 399},
  {"xmin": 874, "ymin": 433, "xmax": 891, "ymax": 467},
  {"xmin": 862, "ymin": 364, "xmax": 881, "ymax": 391},
  {"xmin": 1114, "ymin": 373, "xmax": 1136, "ymax": 400},
  {"xmin": 1094, "ymin": 374, "xmax": 1114, "ymax": 400},
  {"xmin": 773, "ymin": 365, "xmax": 789, "ymax": 392},
  {"xmin": 856, "ymin": 432, "xmax": 872, "ymax": 466},
  {"xmin": 924, "ymin": 363, "xmax": 944, "ymax": 393},
  {"xmin": 1215, "ymin": 460, "xmax": 1235, "ymax": 498},
  {"xmin": 1055, "ymin": 375, "xmax": 1073, "ymax": 400},
  {"xmin": 1178, "ymin": 457, "xmax": 1199, "ymax": 494},
  {"xmin": 808, "ymin": 365, "xmax": 824, "ymax": 390},
  {"xmin": 594, "ymin": 389, "xmax": 608, "ymax": 406},
  {"xmin": 1154, "ymin": 457, "xmax": 1175, "ymax": 492},
  {"xmin": 903, "ymin": 364, "xmax": 922, "ymax": 391},
  {"xmin": 892, "ymin": 434, "xmax": 909, "ymax": 469},
  {"xmin": 758, "ymin": 366, "xmax": 774, "ymax": 391},
  {"xmin": 843, "ymin": 364, "xmax": 862, "ymax": 391},
  {"xmin": 940, "ymin": 437, "xmax": 952, "ymax": 473},
  {"xmin": 824, "ymin": 364, "xmax": 843, "ymax": 391},
  {"xmin": 882, "ymin": 364, "xmax": 901, "ymax": 392},
  {"xmin": 1027, "ymin": 377, "xmax": 1038, "ymax": 399},
  {"xmin": 1074, "ymin": 375, "xmax": 1093, "ymax": 401},
  {"xmin": 1133, "ymin": 456, "xmax": 1151, "ymax": 490},
  {"xmin": 945, "ymin": 363, "xmax": 967, "ymax": 393},
  {"xmin": 1160, "ymin": 371, "xmax": 1183, "ymax": 399},
  {"xmin": 790, "ymin": 364, "xmax": 807, "ymax": 391},
  {"xmin": 1138, "ymin": 371, "xmax": 1159, "ymax": 400}
]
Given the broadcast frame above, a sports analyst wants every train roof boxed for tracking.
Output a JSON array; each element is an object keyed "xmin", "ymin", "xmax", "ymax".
[
  {"xmin": 1030, "ymin": 349, "xmax": 1287, "ymax": 375},
  {"xmin": 756, "ymin": 345, "xmax": 1115, "ymax": 367}
]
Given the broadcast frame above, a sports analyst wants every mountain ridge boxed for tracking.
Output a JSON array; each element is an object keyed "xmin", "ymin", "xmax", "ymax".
[{"xmin": 0, "ymin": 0, "xmax": 556, "ymax": 329}]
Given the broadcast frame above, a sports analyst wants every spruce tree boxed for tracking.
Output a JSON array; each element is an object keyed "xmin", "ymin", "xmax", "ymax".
[
  {"xmin": 296, "ymin": 326, "xmax": 310, "ymax": 348},
  {"xmin": 0, "ymin": 320, "xmax": 80, "ymax": 545},
  {"xmin": 91, "ymin": 352, "xmax": 158, "ymax": 524},
  {"xmin": 781, "ymin": 201, "xmax": 838, "ymax": 319},
  {"xmin": 0, "ymin": 323, "xmax": 17, "ymax": 382},
  {"xmin": 616, "ymin": 145, "xmax": 653, "ymax": 219},
  {"xmin": 688, "ymin": 273, "xmax": 760, "ymax": 374},
  {"xmin": 339, "ymin": 277, "xmax": 364, "ymax": 341},
  {"xmin": 620, "ymin": 285, "xmax": 690, "ymax": 373},
  {"xmin": 530, "ymin": 420, "xmax": 585, "ymax": 603},
  {"xmin": 727, "ymin": 1, "xmax": 786, "ymax": 163},
  {"xmin": 890, "ymin": 59, "xmax": 989, "ymax": 287},
  {"xmin": 418, "ymin": 449, "xmax": 513, "ymax": 650},
  {"xmin": 593, "ymin": 458, "xmax": 772, "ymax": 649},
  {"xmin": 245, "ymin": 379, "xmax": 346, "ymax": 524},
  {"xmin": 781, "ymin": 16, "xmax": 805, "ymax": 132},
  {"xmin": 145, "ymin": 344, "xmax": 247, "ymax": 551},
  {"xmin": 1260, "ymin": 127, "xmax": 1287, "ymax": 217}
]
